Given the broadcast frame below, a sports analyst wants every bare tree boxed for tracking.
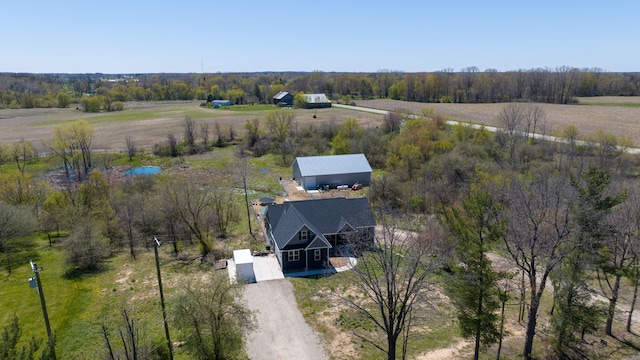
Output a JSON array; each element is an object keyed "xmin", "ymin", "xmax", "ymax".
[
  {"xmin": 244, "ymin": 118, "xmax": 261, "ymax": 149},
  {"xmin": 625, "ymin": 183, "xmax": 640, "ymax": 333},
  {"xmin": 183, "ymin": 116, "xmax": 196, "ymax": 147},
  {"xmin": 497, "ymin": 103, "xmax": 525, "ymax": 162},
  {"xmin": 340, "ymin": 214, "xmax": 444, "ymax": 360},
  {"xmin": 8, "ymin": 140, "xmax": 34, "ymax": 174},
  {"xmin": 383, "ymin": 112, "xmax": 402, "ymax": 134},
  {"xmin": 502, "ymin": 169, "xmax": 575, "ymax": 360},
  {"xmin": 100, "ymin": 307, "xmax": 160, "ymax": 360},
  {"xmin": 0, "ymin": 202, "xmax": 37, "ymax": 274},
  {"xmin": 125, "ymin": 135, "xmax": 136, "ymax": 161},
  {"xmin": 112, "ymin": 191, "xmax": 142, "ymax": 259},
  {"xmin": 166, "ymin": 133, "xmax": 178, "ymax": 158},
  {"xmin": 209, "ymin": 184, "xmax": 238, "ymax": 238},
  {"xmin": 161, "ymin": 175, "xmax": 216, "ymax": 259},
  {"xmin": 214, "ymin": 121, "xmax": 223, "ymax": 146},
  {"xmin": 523, "ymin": 104, "xmax": 546, "ymax": 140},
  {"xmin": 265, "ymin": 110, "xmax": 295, "ymax": 165},
  {"xmin": 628, "ymin": 257, "xmax": 640, "ymax": 333},
  {"xmin": 65, "ymin": 216, "xmax": 110, "ymax": 271},
  {"xmin": 559, "ymin": 124, "xmax": 580, "ymax": 170},
  {"xmin": 227, "ymin": 125, "xmax": 235, "ymax": 142},
  {"xmin": 200, "ymin": 122, "xmax": 210, "ymax": 147}
]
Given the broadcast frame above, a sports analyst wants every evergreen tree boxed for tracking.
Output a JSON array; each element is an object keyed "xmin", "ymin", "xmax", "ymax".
[
  {"xmin": 569, "ymin": 166, "xmax": 627, "ymax": 336},
  {"xmin": 440, "ymin": 183, "xmax": 507, "ymax": 360},
  {"xmin": 550, "ymin": 254, "xmax": 604, "ymax": 356},
  {"xmin": 0, "ymin": 315, "xmax": 55, "ymax": 360}
]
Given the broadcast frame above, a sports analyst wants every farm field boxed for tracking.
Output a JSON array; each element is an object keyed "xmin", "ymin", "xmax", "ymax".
[
  {"xmin": 0, "ymin": 101, "xmax": 384, "ymax": 152},
  {"xmin": 357, "ymin": 96, "xmax": 640, "ymax": 145},
  {"xmin": 1, "ymin": 97, "xmax": 640, "ymax": 153}
]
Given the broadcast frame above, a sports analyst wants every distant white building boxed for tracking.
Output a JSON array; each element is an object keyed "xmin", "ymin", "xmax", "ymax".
[{"xmin": 301, "ymin": 93, "xmax": 331, "ymax": 108}]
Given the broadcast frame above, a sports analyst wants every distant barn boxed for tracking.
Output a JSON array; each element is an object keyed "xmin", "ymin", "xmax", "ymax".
[
  {"xmin": 273, "ymin": 91, "xmax": 293, "ymax": 106},
  {"xmin": 292, "ymin": 153, "xmax": 372, "ymax": 190}
]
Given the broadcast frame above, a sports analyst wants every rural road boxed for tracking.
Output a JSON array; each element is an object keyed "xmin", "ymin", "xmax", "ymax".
[
  {"xmin": 243, "ymin": 279, "xmax": 328, "ymax": 360},
  {"xmin": 333, "ymin": 103, "xmax": 640, "ymax": 155}
]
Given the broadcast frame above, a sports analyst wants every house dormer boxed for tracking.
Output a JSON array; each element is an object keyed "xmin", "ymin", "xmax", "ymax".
[{"xmin": 298, "ymin": 228, "xmax": 311, "ymax": 243}]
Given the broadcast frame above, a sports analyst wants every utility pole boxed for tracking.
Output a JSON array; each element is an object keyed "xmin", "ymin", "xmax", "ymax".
[
  {"xmin": 154, "ymin": 236, "xmax": 174, "ymax": 360},
  {"xmin": 30, "ymin": 260, "xmax": 57, "ymax": 360}
]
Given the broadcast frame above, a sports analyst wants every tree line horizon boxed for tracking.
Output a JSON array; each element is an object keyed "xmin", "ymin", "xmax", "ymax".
[{"xmin": 1, "ymin": 66, "xmax": 639, "ymax": 109}]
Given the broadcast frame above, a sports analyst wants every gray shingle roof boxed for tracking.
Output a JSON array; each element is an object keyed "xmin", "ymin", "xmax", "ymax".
[
  {"xmin": 294, "ymin": 154, "xmax": 372, "ymax": 177},
  {"xmin": 265, "ymin": 197, "xmax": 376, "ymax": 250}
]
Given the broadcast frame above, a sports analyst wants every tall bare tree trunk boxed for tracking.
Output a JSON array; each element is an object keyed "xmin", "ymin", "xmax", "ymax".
[
  {"xmin": 523, "ymin": 295, "xmax": 541, "ymax": 360},
  {"xmin": 627, "ymin": 266, "xmax": 639, "ymax": 333},
  {"xmin": 496, "ymin": 292, "xmax": 507, "ymax": 360},
  {"xmin": 605, "ymin": 275, "xmax": 621, "ymax": 336}
]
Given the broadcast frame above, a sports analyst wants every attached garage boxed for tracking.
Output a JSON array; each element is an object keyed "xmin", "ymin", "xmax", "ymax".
[
  {"xmin": 233, "ymin": 249, "xmax": 255, "ymax": 283},
  {"xmin": 292, "ymin": 153, "xmax": 372, "ymax": 191}
]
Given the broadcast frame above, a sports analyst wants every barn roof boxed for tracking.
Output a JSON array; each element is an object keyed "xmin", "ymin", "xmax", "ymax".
[
  {"xmin": 293, "ymin": 154, "xmax": 372, "ymax": 177},
  {"xmin": 273, "ymin": 91, "xmax": 291, "ymax": 100},
  {"xmin": 302, "ymin": 93, "xmax": 330, "ymax": 103}
]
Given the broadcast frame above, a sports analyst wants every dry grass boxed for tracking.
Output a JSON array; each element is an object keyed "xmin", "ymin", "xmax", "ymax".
[
  {"xmin": 0, "ymin": 101, "xmax": 385, "ymax": 152},
  {"xmin": 357, "ymin": 97, "xmax": 640, "ymax": 145}
]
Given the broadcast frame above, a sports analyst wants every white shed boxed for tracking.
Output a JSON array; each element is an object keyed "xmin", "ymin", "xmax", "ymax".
[{"xmin": 233, "ymin": 249, "xmax": 255, "ymax": 283}]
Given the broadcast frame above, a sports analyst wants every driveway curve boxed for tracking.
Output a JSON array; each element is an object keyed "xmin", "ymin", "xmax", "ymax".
[{"xmin": 243, "ymin": 279, "xmax": 328, "ymax": 360}]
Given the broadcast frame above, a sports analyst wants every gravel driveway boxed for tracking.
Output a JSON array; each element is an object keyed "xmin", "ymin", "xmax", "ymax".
[{"xmin": 243, "ymin": 279, "xmax": 328, "ymax": 360}]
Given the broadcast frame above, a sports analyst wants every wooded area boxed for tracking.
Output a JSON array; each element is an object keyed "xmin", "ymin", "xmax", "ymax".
[{"xmin": 1, "ymin": 67, "xmax": 639, "ymax": 110}]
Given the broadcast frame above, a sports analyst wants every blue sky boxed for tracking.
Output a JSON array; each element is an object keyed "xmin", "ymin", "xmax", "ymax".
[{"xmin": 2, "ymin": 0, "xmax": 639, "ymax": 73}]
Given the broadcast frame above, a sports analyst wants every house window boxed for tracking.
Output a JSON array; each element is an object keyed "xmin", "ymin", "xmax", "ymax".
[
  {"xmin": 288, "ymin": 250, "xmax": 300, "ymax": 262},
  {"xmin": 300, "ymin": 230, "xmax": 308, "ymax": 241},
  {"xmin": 314, "ymin": 249, "xmax": 321, "ymax": 261}
]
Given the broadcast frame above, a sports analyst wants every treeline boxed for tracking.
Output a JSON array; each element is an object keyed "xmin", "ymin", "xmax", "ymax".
[{"xmin": 1, "ymin": 67, "xmax": 639, "ymax": 109}]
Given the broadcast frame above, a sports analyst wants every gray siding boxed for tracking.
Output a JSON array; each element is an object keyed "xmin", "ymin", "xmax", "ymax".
[{"xmin": 314, "ymin": 172, "xmax": 370, "ymax": 189}]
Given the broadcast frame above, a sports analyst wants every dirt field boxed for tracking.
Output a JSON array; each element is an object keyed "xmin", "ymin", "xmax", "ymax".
[
  {"xmin": 357, "ymin": 97, "xmax": 640, "ymax": 145},
  {"xmin": 0, "ymin": 101, "xmax": 385, "ymax": 152}
]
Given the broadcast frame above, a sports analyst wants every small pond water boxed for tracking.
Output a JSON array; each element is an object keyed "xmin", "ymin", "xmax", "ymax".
[{"xmin": 125, "ymin": 166, "xmax": 163, "ymax": 175}]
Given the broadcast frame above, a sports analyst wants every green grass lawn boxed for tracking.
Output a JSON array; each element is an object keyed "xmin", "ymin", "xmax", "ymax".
[
  {"xmin": 0, "ymin": 235, "xmax": 235, "ymax": 359},
  {"xmin": 223, "ymin": 104, "xmax": 280, "ymax": 112},
  {"xmin": 578, "ymin": 102, "xmax": 640, "ymax": 108}
]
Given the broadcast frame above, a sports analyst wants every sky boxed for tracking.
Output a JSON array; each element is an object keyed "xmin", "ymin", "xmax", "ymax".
[{"xmin": 2, "ymin": 0, "xmax": 639, "ymax": 74}]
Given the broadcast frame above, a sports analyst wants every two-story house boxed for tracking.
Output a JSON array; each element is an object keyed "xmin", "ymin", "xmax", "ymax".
[{"xmin": 263, "ymin": 197, "xmax": 376, "ymax": 272}]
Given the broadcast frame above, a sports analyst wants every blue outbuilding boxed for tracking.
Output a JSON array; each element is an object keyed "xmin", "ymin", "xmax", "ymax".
[{"xmin": 212, "ymin": 99, "xmax": 232, "ymax": 108}]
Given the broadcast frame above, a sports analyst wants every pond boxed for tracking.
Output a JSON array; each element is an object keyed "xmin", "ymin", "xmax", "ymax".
[{"xmin": 125, "ymin": 166, "xmax": 163, "ymax": 175}]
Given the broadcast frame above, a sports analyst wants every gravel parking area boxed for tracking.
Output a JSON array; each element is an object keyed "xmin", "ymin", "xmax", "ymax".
[{"xmin": 243, "ymin": 280, "xmax": 328, "ymax": 360}]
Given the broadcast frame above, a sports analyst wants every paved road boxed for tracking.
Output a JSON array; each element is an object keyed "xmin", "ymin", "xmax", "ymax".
[{"xmin": 243, "ymin": 279, "xmax": 328, "ymax": 360}]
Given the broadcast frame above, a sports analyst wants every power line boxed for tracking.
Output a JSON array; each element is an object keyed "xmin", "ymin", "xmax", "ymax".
[
  {"xmin": 29, "ymin": 260, "xmax": 57, "ymax": 360},
  {"xmin": 153, "ymin": 236, "xmax": 173, "ymax": 360}
]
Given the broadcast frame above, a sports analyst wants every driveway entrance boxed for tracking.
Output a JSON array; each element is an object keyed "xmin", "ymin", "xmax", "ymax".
[{"xmin": 243, "ymin": 279, "xmax": 328, "ymax": 360}]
